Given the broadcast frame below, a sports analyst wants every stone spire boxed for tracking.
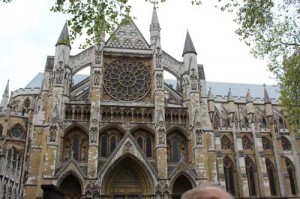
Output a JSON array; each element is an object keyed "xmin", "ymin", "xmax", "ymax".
[
  {"xmin": 150, "ymin": 5, "xmax": 161, "ymax": 48},
  {"xmin": 227, "ymin": 88, "xmax": 234, "ymax": 102},
  {"xmin": 56, "ymin": 22, "xmax": 71, "ymax": 48},
  {"xmin": 208, "ymin": 88, "xmax": 214, "ymax": 101},
  {"xmin": 182, "ymin": 31, "xmax": 197, "ymax": 56},
  {"xmin": 263, "ymin": 84, "xmax": 271, "ymax": 104},
  {"xmin": 263, "ymin": 84, "xmax": 273, "ymax": 116},
  {"xmin": 0, "ymin": 80, "xmax": 9, "ymax": 111},
  {"xmin": 246, "ymin": 89, "xmax": 253, "ymax": 103}
]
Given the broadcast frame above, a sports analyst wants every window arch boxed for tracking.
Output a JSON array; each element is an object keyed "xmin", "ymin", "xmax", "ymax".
[
  {"xmin": 245, "ymin": 156, "xmax": 257, "ymax": 196},
  {"xmin": 101, "ymin": 135, "xmax": 108, "ymax": 157},
  {"xmin": 131, "ymin": 129, "xmax": 154, "ymax": 158},
  {"xmin": 242, "ymin": 135, "xmax": 253, "ymax": 150},
  {"xmin": 221, "ymin": 136, "xmax": 233, "ymax": 150},
  {"xmin": 286, "ymin": 158, "xmax": 298, "ymax": 195},
  {"xmin": 281, "ymin": 136, "xmax": 291, "ymax": 151},
  {"xmin": 146, "ymin": 136, "xmax": 152, "ymax": 157},
  {"xmin": 2, "ymin": 183, "xmax": 6, "ymax": 199},
  {"xmin": 265, "ymin": 159, "xmax": 277, "ymax": 196},
  {"xmin": 99, "ymin": 128, "xmax": 124, "ymax": 158},
  {"xmin": 262, "ymin": 136, "xmax": 273, "ymax": 150},
  {"xmin": 167, "ymin": 130, "xmax": 188, "ymax": 163},
  {"xmin": 223, "ymin": 156, "xmax": 236, "ymax": 195},
  {"xmin": 63, "ymin": 127, "xmax": 88, "ymax": 162},
  {"xmin": 23, "ymin": 97, "xmax": 30, "ymax": 109}
]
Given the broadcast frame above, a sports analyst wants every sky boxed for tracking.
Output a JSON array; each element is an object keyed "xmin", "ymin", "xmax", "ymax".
[{"xmin": 0, "ymin": 0, "xmax": 276, "ymax": 97}]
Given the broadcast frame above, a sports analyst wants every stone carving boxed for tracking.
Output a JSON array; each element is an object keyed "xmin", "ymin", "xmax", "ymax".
[
  {"xmin": 190, "ymin": 68, "xmax": 198, "ymax": 90},
  {"xmin": 93, "ymin": 69, "xmax": 101, "ymax": 86},
  {"xmin": 95, "ymin": 45, "xmax": 102, "ymax": 65},
  {"xmin": 90, "ymin": 126, "xmax": 98, "ymax": 143},
  {"xmin": 103, "ymin": 58, "xmax": 151, "ymax": 101},
  {"xmin": 49, "ymin": 124, "xmax": 57, "ymax": 142},
  {"xmin": 107, "ymin": 23, "xmax": 149, "ymax": 49},
  {"xmin": 156, "ymin": 73, "xmax": 163, "ymax": 89},
  {"xmin": 70, "ymin": 47, "xmax": 93, "ymax": 72},
  {"xmin": 158, "ymin": 127, "xmax": 165, "ymax": 145},
  {"xmin": 155, "ymin": 49, "xmax": 162, "ymax": 68},
  {"xmin": 55, "ymin": 63, "xmax": 64, "ymax": 85},
  {"xmin": 195, "ymin": 128, "xmax": 203, "ymax": 145}
]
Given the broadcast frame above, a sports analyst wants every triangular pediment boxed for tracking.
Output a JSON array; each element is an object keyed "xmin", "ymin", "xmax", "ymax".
[
  {"xmin": 106, "ymin": 21, "xmax": 150, "ymax": 50},
  {"xmin": 98, "ymin": 132, "xmax": 157, "ymax": 181}
]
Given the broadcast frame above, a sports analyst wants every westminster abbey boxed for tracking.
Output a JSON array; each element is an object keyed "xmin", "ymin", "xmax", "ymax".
[{"xmin": 0, "ymin": 7, "xmax": 299, "ymax": 199}]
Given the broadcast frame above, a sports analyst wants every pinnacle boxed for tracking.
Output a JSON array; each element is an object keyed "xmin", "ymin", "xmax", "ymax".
[
  {"xmin": 263, "ymin": 84, "xmax": 271, "ymax": 103},
  {"xmin": 182, "ymin": 31, "xmax": 197, "ymax": 56},
  {"xmin": 246, "ymin": 89, "xmax": 253, "ymax": 103},
  {"xmin": 56, "ymin": 22, "xmax": 71, "ymax": 48}
]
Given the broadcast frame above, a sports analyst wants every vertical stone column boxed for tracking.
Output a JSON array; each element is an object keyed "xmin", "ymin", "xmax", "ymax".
[
  {"xmin": 88, "ymin": 43, "xmax": 103, "ymax": 178},
  {"xmin": 233, "ymin": 128, "xmax": 247, "ymax": 197},
  {"xmin": 154, "ymin": 44, "xmax": 167, "ymax": 179}
]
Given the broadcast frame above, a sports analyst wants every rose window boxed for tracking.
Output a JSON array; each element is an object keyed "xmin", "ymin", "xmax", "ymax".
[{"xmin": 104, "ymin": 58, "xmax": 151, "ymax": 101}]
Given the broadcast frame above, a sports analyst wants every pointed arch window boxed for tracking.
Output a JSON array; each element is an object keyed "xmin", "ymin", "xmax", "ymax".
[
  {"xmin": 63, "ymin": 128, "xmax": 89, "ymax": 162},
  {"xmin": 245, "ymin": 156, "xmax": 257, "ymax": 196},
  {"xmin": 101, "ymin": 135, "xmax": 108, "ymax": 157},
  {"xmin": 281, "ymin": 136, "xmax": 291, "ymax": 151},
  {"xmin": 0, "ymin": 125, "xmax": 3, "ymax": 137},
  {"xmin": 2, "ymin": 183, "xmax": 6, "ymax": 199},
  {"xmin": 286, "ymin": 158, "xmax": 298, "ymax": 195},
  {"xmin": 266, "ymin": 159, "xmax": 277, "ymax": 196},
  {"xmin": 262, "ymin": 137, "xmax": 273, "ymax": 150},
  {"xmin": 146, "ymin": 136, "xmax": 152, "ymax": 157},
  {"xmin": 137, "ymin": 137, "xmax": 143, "ymax": 149},
  {"xmin": 171, "ymin": 139, "xmax": 180, "ymax": 162},
  {"xmin": 221, "ymin": 136, "xmax": 233, "ymax": 150},
  {"xmin": 242, "ymin": 136, "xmax": 253, "ymax": 150},
  {"xmin": 223, "ymin": 156, "xmax": 235, "ymax": 195},
  {"xmin": 110, "ymin": 136, "xmax": 117, "ymax": 154}
]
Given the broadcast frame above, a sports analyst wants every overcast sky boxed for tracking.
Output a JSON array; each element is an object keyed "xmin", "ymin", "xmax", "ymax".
[{"xmin": 0, "ymin": 0, "xmax": 276, "ymax": 97}]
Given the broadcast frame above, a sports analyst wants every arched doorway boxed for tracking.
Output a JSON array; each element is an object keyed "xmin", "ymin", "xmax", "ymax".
[
  {"xmin": 102, "ymin": 156, "xmax": 154, "ymax": 199},
  {"xmin": 172, "ymin": 175, "xmax": 193, "ymax": 199},
  {"xmin": 59, "ymin": 174, "xmax": 82, "ymax": 199}
]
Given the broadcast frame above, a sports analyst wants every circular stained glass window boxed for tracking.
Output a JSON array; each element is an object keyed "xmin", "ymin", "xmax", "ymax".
[
  {"xmin": 103, "ymin": 58, "xmax": 151, "ymax": 101},
  {"xmin": 10, "ymin": 126, "xmax": 24, "ymax": 139}
]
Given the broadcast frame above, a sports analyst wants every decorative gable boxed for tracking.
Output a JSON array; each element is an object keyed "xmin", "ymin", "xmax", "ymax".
[{"xmin": 106, "ymin": 21, "xmax": 150, "ymax": 50}]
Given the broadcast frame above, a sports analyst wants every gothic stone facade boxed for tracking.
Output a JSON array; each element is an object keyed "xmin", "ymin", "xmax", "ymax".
[{"xmin": 0, "ymin": 8, "xmax": 300, "ymax": 199}]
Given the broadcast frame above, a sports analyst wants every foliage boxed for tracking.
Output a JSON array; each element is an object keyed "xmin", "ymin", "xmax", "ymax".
[
  {"xmin": 51, "ymin": 0, "xmax": 133, "ymax": 48},
  {"xmin": 216, "ymin": 0, "xmax": 300, "ymax": 131}
]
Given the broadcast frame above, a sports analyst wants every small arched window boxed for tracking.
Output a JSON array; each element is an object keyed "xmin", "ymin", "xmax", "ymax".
[
  {"xmin": 101, "ymin": 135, "xmax": 108, "ymax": 157},
  {"xmin": 286, "ymin": 158, "xmax": 298, "ymax": 195},
  {"xmin": 171, "ymin": 139, "xmax": 180, "ymax": 162},
  {"xmin": 281, "ymin": 136, "xmax": 291, "ymax": 151},
  {"xmin": 0, "ymin": 125, "xmax": 3, "ymax": 137},
  {"xmin": 72, "ymin": 137, "xmax": 79, "ymax": 160},
  {"xmin": 221, "ymin": 136, "xmax": 232, "ymax": 150},
  {"xmin": 223, "ymin": 156, "xmax": 235, "ymax": 195},
  {"xmin": 242, "ymin": 136, "xmax": 253, "ymax": 150},
  {"xmin": 245, "ymin": 156, "xmax": 257, "ymax": 196},
  {"xmin": 23, "ymin": 97, "xmax": 30, "ymax": 109},
  {"xmin": 137, "ymin": 137, "xmax": 143, "ymax": 149},
  {"xmin": 266, "ymin": 159, "xmax": 277, "ymax": 196},
  {"xmin": 262, "ymin": 137, "xmax": 273, "ymax": 150},
  {"xmin": 110, "ymin": 136, "xmax": 116, "ymax": 154},
  {"xmin": 146, "ymin": 136, "xmax": 152, "ymax": 157}
]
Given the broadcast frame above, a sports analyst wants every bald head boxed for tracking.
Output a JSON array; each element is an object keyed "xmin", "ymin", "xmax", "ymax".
[{"xmin": 181, "ymin": 184, "xmax": 234, "ymax": 199}]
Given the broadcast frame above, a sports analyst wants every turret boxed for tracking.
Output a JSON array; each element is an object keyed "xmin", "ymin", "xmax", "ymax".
[
  {"xmin": 0, "ymin": 80, "xmax": 9, "ymax": 112},
  {"xmin": 263, "ymin": 84, "xmax": 273, "ymax": 117},
  {"xmin": 245, "ymin": 89, "xmax": 255, "ymax": 123},
  {"xmin": 227, "ymin": 88, "xmax": 235, "ymax": 114},
  {"xmin": 53, "ymin": 22, "xmax": 71, "ymax": 91},
  {"xmin": 150, "ymin": 6, "xmax": 161, "ymax": 49},
  {"xmin": 182, "ymin": 31, "xmax": 199, "ymax": 97}
]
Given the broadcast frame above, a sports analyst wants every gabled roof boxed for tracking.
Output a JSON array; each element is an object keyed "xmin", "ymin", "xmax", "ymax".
[{"xmin": 106, "ymin": 20, "xmax": 150, "ymax": 50}]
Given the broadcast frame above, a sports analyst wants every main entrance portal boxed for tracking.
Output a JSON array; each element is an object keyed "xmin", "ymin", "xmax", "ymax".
[{"xmin": 102, "ymin": 156, "xmax": 153, "ymax": 198}]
